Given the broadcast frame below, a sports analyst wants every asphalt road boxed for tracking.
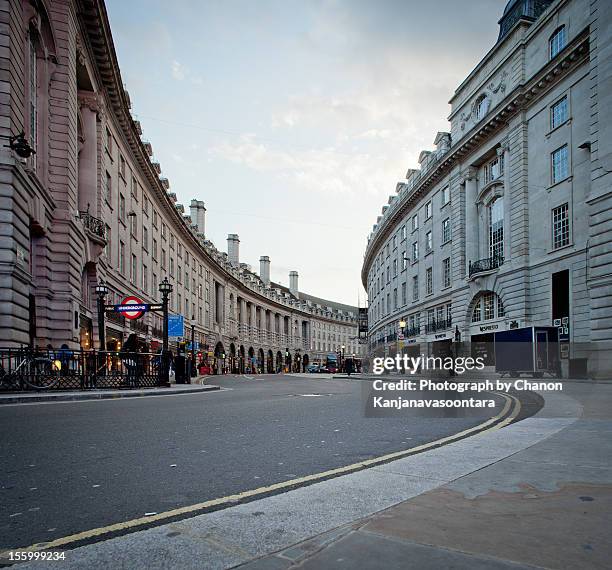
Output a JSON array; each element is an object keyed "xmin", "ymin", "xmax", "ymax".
[{"xmin": 0, "ymin": 374, "xmax": 507, "ymax": 551}]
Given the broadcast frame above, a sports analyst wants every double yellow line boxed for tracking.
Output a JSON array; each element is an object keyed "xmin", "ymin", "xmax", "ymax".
[{"xmin": 0, "ymin": 391, "xmax": 520, "ymax": 560}]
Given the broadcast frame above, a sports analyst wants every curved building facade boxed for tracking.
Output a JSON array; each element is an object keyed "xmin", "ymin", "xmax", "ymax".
[
  {"xmin": 362, "ymin": 0, "xmax": 612, "ymax": 378},
  {"xmin": 0, "ymin": 0, "xmax": 362, "ymax": 371}
]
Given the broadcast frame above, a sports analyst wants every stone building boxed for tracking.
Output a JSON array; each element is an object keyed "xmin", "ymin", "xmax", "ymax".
[
  {"xmin": 362, "ymin": 0, "xmax": 612, "ymax": 379},
  {"xmin": 0, "ymin": 0, "xmax": 362, "ymax": 372}
]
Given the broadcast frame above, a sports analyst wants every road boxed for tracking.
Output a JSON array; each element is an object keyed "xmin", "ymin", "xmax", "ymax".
[{"xmin": 0, "ymin": 374, "xmax": 509, "ymax": 551}]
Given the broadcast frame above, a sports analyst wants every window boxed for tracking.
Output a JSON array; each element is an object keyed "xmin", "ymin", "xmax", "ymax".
[
  {"xmin": 129, "ymin": 213, "xmax": 137, "ymax": 237},
  {"xmin": 386, "ymin": 266, "xmax": 390, "ymax": 283},
  {"xmin": 161, "ymin": 248, "xmax": 167, "ymax": 269},
  {"xmin": 412, "ymin": 276, "xmax": 419, "ymax": 301},
  {"xmin": 401, "ymin": 255, "xmax": 408, "ymax": 271},
  {"xmin": 552, "ymin": 145, "xmax": 569, "ymax": 183},
  {"xmin": 131, "ymin": 254, "xmax": 137, "ymax": 283},
  {"xmin": 185, "ymin": 271, "xmax": 189, "ymax": 290},
  {"xmin": 105, "ymin": 224, "xmax": 111, "ymax": 262},
  {"xmin": 177, "ymin": 266, "xmax": 182, "ymax": 284},
  {"xmin": 425, "ymin": 201, "xmax": 432, "ymax": 220},
  {"xmin": 169, "ymin": 258, "xmax": 174, "ymax": 278},
  {"xmin": 426, "ymin": 267, "xmax": 433, "ymax": 295},
  {"xmin": 152, "ymin": 210, "xmax": 158, "ymax": 228},
  {"xmin": 425, "ymin": 231, "xmax": 433, "ymax": 253},
  {"xmin": 105, "ymin": 172, "xmax": 112, "ymax": 203},
  {"xmin": 446, "ymin": 303, "xmax": 452, "ymax": 324},
  {"xmin": 170, "ymin": 233, "xmax": 175, "ymax": 250},
  {"xmin": 443, "ymin": 258, "xmax": 451, "ymax": 288},
  {"xmin": 119, "ymin": 155, "xmax": 126, "ymax": 178},
  {"xmin": 552, "ymin": 203, "xmax": 570, "ymax": 249},
  {"xmin": 119, "ymin": 194, "xmax": 126, "ymax": 223},
  {"xmin": 119, "ymin": 241, "xmax": 125, "ymax": 274},
  {"xmin": 152, "ymin": 238, "xmax": 158, "ymax": 260},
  {"xmin": 401, "ymin": 225, "xmax": 407, "ymax": 240},
  {"xmin": 393, "ymin": 259, "xmax": 397, "ymax": 277},
  {"xmin": 442, "ymin": 217, "xmax": 451, "ymax": 243},
  {"xmin": 105, "ymin": 127, "xmax": 113, "ymax": 154},
  {"xmin": 143, "ymin": 226, "xmax": 148, "ymax": 251},
  {"xmin": 475, "ymin": 95, "xmax": 489, "ymax": 120},
  {"xmin": 472, "ymin": 292, "xmax": 504, "ymax": 323},
  {"xmin": 161, "ymin": 223, "xmax": 167, "ymax": 240},
  {"xmin": 142, "ymin": 264, "xmax": 148, "ymax": 293},
  {"xmin": 441, "ymin": 186, "xmax": 450, "ymax": 205},
  {"xmin": 401, "ymin": 282, "xmax": 407, "ymax": 305},
  {"xmin": 393, "ymin": 288, "xmax": 397, "ymax": 310},
  {"xmin": 392, "ymin": 235, "xmax": 397, "ymax": 249},
  {"xmin": 412, "ymin": 214, "xmax": 418, "ymax": 231},
  {"xmin": 549, "ymin": 26, "xmax": 566, "ymax": 59},
  {"xmin": 484, "ymin": 154, "xmax": 504, "ymax": 184},
  {"xmin": 551, "ymin": 96, "xmax": 568, "ymax": 129},
  {"xmin": 177, "ymin": 243, "xmax": 182, "ymax": 258},
  {"xmin": 143, "ymin": 196, "xmax": 149, "ymax": 216},
  {"xmin": 412, "ymin": 241, "xmax": 419, "ymax": 261},
  {"xmin": 489, "ymin": 197, "xmax": 504, "ymax": 260}
]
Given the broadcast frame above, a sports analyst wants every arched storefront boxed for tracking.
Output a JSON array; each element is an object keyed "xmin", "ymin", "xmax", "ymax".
[
  {"xmin": 285, "ymin": 349, "xmax": 292, "ymax": 372},
  {"xmin": 468, "ymin": 290, "xmax": 506, "ymax": 365},
  {"xmin": 276, "ymin": 351, "xmax": 283, "ymax": 373},
  {"xmin": 214, "ymin": 342, "xmax": 225, "ymax": 374},
  {"xmin": 239, "ymin": 345, "xmax": 246, "ymax": 373},
  {"xmin": 257, "ymin": 348, "xmax": 265, "ymax": 374},
  {"xmin": 229, "ymin": 343, "xmax": 237, "ymax": 373},
  {"xmin": 267, "ymin": 350, "xmax": 274, "ymax": 373},
  {"xmin": 248, "ymin": 347, "xmax": 255, "ymax": 373},
  {"xmin": 302, "ymin": 354, "xmax": 309, "ymax": 372}
]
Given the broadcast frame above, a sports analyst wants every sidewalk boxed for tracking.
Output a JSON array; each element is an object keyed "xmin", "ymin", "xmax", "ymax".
[
  {"xmin": 238, "ymin": 381, "xmax": 612, "ymax": 570},
  {"xmin": 16, "ymin": 381, "xmax": 611, "ymax": 569},
  {"xmin": 0, "ymin": 379, "xmax": 220, "ymax": 405}
]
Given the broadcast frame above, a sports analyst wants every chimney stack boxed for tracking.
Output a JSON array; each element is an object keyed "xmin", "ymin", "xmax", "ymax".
[
  {"xmin": 227, "ymin": 234, "xmax": 240, "ymax": 266},
  {"xmin": 189, "ymin": 199, "xmax": 206, "ymax": 234},
  {"xmin": 289, "ymin": 270, "xmax": 299, "ymax": 298},
  {"xmin": 260, "ymin": 256, "xmax": 270, "ymax": 286}
]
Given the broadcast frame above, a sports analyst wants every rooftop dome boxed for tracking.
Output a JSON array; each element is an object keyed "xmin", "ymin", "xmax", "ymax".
[{"xmin": 498, "ymin": 0, "xmax": 554, "ymax": 42}]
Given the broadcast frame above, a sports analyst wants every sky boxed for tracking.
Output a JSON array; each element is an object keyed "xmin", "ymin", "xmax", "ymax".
[{"xmin": 106, "ymin": 0, "xmax": 507, "ymax": 306}]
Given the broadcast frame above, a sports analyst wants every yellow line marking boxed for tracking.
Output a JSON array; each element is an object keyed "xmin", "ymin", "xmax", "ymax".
[{"xmin": 0, "ymin": 392, "xmax": 517, "ymax": 558}]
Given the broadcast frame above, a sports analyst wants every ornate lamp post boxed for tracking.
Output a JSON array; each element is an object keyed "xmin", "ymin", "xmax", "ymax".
[
  {"xmin": 95, "ymin": 280, "xmax": 109, "ymax": 350},
  {"xmin": 158, "ymin": 277, "xmax": 173, "ymax": 386},
  {"xmin": 190, "ymin": 315, "xmax": 196, "ymax": 378}
]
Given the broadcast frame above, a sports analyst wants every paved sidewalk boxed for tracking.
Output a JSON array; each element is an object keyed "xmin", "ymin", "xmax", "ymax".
[
  {"xmin": 237, "ymin": 381, "xmax": 612, "ymax": 570},
  {"xmin": 0, "ymin": 380, "xmax": 220, "ymax": 405}
]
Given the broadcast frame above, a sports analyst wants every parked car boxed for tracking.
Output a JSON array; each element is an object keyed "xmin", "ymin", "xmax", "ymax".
[{"xmin": 306, "ymin": 364, "xmax": 320, "ymax": 373}]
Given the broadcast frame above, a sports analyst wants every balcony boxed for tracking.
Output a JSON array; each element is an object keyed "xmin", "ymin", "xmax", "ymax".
[
  {"xmin": 79, "ymin": 211, "xmax": 107, "ymax": 244},
  {"xmin": 425, "ymin": 318, "xmax": 452, "ymax": 334},
  {"xmin": 469, "ymin": 255, "xmax": 503, "ymax": 278}
]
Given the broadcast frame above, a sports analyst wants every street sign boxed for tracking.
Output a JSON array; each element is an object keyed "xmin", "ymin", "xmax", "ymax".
[
  {"xmin": 117, "ymin": 296, "xmax": 146, "ymax": 320},
  {"xmin": 168, "ymin": 314, "xmax": 184, "ymax": 337}
]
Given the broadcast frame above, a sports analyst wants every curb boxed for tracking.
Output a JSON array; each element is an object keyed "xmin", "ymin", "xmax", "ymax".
[{"xmin": 0, "ymin": 384, "xmax": 220, "ymax": 405}]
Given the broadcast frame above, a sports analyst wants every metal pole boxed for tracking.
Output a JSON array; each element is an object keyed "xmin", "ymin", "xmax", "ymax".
[
  {"xmin": 162, "ymin": 293, "xmax": 170, "ymax": 386},
  {"xmin": 97, "ymin": 295, "xmax": 106, "ymax": 351},
  {"xmin": 191, "ymin": 322, "xmax": 196, "ymax": 378}
]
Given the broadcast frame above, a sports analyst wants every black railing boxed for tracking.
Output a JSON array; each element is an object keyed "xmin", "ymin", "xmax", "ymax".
[
  {"xmin": 469, "ymin": 255, "xmax": 504, "ymax": 277},
  {"xmin": 0, "ymin": 348, "xmax": 165, "ymax": 392},
  {"xmin": 79, "ymin": 211, "xmax": 107, "ymax": 241},
  {"xmin": 404, "ymin": 325, "xmax": 420, "ymax": 337},
  {"xmin": 425, "ymin": 318, "xmax": 452, "ymax": 334}
]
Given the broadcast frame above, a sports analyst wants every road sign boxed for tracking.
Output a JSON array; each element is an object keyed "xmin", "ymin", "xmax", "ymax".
[
  {"xmin": 117, "ymin": 296, "xmax": 146, "ymax": 320},
  {"xmin": 168, "ymin": 314, "xmax": 184, "ymax": 337}
]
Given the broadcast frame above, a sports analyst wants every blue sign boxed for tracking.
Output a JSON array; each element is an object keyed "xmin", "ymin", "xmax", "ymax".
[{"xmin": 168, "ymin": 314, "xmax": 184, "ymax": 337}]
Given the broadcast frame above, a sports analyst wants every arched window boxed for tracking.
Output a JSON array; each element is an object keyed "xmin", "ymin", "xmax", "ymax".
[
  {"xmin": 488, "ymin": 197, "xmax": 504, "ymax": 261},
  {"xmin": 472, "ymin": 292, "xmax": 505, "ymax": 323},
  {"xmin": 549, "ymin": 26, "xmax": 566, "ymax": 59}
]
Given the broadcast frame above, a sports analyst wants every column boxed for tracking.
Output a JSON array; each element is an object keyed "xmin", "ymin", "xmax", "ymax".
[{"xmin": 463, "ymin": 167, "xmax": 479, "ymax": 276}]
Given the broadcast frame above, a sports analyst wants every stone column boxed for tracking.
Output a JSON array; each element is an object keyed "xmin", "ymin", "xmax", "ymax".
[
  {"xmin": 498, "ymin": 142, "xmax": 511, "ymax": 262},
  {"xmin": 462, "ymin": 167, "xmax": 479, "ymax": 276}
]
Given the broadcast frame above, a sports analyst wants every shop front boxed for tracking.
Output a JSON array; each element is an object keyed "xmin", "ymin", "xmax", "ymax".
[{"xmin": 469, "ymin": 319, "xmax": 511, "ymax": 366}]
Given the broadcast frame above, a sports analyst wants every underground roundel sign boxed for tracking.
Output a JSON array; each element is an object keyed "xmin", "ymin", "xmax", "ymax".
[{"xmin": 117, "ymin": 296, "xmax": 146, "ymax": 320}]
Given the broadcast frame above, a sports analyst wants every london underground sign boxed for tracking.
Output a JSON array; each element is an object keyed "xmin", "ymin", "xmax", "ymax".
[{"xmin": 116, "ymin": 296, "xmax": 147, "ymax": 320}]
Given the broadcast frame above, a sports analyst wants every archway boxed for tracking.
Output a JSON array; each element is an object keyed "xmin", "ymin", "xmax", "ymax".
[
  {"xmin": 303, "ymin": 354, "xmax": 309, "ymax": 372},
  {"xmin": 276, "ymin": 351, "xmax": 283, "ymax": 373},
  {"xmin": 257, "ymin": 348, "xmax": 265, "ymax": 374},
  {"xmin": 239, "ymin": 345, "xmax": 246, "ymax": 374},
  {"xmin": 229, "ymin": 343, "xmax": 237, "ymax": 374},
  {"xmin": 267, "ymin": 350, "xmax": 274, "ymax": 373},
  {"xmin": 285, "ymin": 349, "xmax": 291, "ymax": 372},
  {"xmin": 248, "ymin": 347, "xmax": 255, "ymax": 374},
  {"xmin": 214, "ymin": 342, "xmax": 225, "ymax": 375}
]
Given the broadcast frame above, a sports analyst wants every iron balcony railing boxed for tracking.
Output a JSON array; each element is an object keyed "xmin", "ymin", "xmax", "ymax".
[
  {"xmin": 425, "ymin": 318, "xmax": 452, "ymax": 334},
  {"xmin": 79, "ymin": 211, "xmax": 107, "ymax": 241},
  {"xmin": 469, "ymin": 255, "xmax": 504, "ymax": 278}
]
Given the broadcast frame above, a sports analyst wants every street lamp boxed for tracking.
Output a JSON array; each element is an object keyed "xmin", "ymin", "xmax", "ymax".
[
  {"xmin": 190, "ymin": 315, "xmax": 196, "ymax": 378},
  {"xmin": 95, "ymin": 280, "xmax": 109, "ymax": 351},
  {"xmin": 158, "ymin": 277, "xmax": 173, "ymax": 386}
]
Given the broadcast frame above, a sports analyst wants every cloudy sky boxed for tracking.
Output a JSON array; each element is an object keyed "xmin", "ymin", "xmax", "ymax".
[{"xmin": 106, "ymin": 0, "xmax": 507, "ymax": 305}]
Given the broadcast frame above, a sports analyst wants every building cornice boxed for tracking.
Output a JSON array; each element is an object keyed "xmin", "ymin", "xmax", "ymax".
[{"xmin": 361, "ymin": 27, "xmax": 589, "ymax": 288}]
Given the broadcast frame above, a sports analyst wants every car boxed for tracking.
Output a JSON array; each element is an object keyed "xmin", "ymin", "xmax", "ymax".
[{"xmin": 306, "ymin": 364, "xmax": 320, "ymax": 373}]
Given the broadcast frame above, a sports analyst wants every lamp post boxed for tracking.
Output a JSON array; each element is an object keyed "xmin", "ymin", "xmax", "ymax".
[
  {"xmin": 341, "ymin": 344, "xmax": 345, "ymax": 372},
  {"xmin": 399, "ymin": 320, "xmax": 406, "ymax": 374},
  {"xmin": 158, "ymin": 277, "xmax": 173, "ymax": 386},
  {"xmin": 95, "ymin": 281, "xmax": 109, "ymax": 350},
  {"xmin": 190, "ymin": 315, "xmax": 196, "ymax": 378}
]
